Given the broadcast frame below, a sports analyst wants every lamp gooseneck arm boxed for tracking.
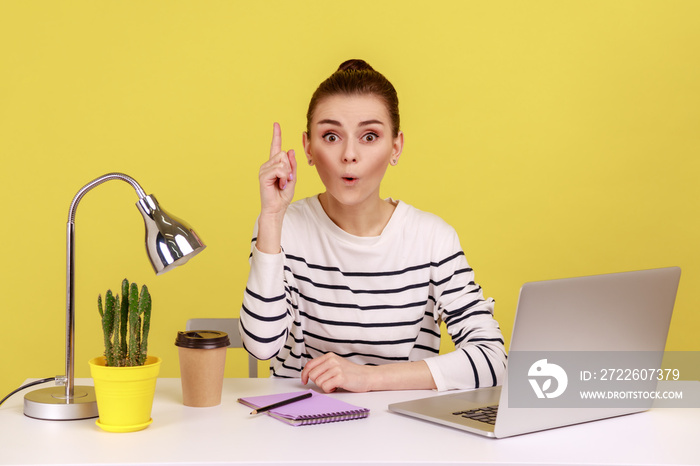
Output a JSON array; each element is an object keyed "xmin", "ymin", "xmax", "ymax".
[
  {"xmin": 68, "ymin": 173, "xmax": 147, "ymax": 223},
  {"xmin": 64, "ymin": 173, "xmax": 148, "ymax": 399}
]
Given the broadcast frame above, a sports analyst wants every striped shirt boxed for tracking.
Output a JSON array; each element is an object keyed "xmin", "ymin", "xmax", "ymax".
[{"xmin": 240, "ymin": 196, "xmax": 506, "ymax": 391}]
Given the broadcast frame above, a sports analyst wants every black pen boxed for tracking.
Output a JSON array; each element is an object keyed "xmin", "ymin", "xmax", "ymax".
[{"xmin": 250, "ymin": 392, "xmax": 313, "ymax": 415}]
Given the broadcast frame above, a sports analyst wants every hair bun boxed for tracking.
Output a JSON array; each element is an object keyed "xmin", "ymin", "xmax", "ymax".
[{"xmin": 337, "ymin": 59, "xmax": 375, "ymax": 72}]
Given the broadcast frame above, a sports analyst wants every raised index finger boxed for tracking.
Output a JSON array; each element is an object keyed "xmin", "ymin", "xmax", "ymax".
[{"xmin": 270, "ymin": 122, "xmax": 282, "ymax": 159}]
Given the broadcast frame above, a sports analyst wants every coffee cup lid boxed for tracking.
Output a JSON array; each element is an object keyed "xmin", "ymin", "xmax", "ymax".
[{"xmin": 175, "ymin": 330, "xmax": 230, "ymax": 349}]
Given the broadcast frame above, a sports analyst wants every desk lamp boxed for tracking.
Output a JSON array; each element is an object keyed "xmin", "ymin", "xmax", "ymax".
[{"xmin": 23, "ymin": 173, "xmax": 206, "ymax": 420}]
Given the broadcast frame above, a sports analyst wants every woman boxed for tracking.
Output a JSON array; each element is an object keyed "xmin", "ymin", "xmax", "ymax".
[{"xmin": 240, "ymin": 59, "xmax": 506, "ymax": 393}]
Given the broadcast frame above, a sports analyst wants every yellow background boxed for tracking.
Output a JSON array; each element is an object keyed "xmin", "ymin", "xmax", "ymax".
[{"xmin": 1, "ymin": 1, "xmax": 698, "ymax": 399}]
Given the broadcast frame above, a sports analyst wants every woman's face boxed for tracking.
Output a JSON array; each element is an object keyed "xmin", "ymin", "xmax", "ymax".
[{"xmin": 303, "ymin": 94, "xmax": 403, "ymax": 209}]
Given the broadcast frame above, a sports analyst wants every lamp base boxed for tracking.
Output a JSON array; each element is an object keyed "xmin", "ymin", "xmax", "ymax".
[{"xmin": 23, "ymin": 385, "xmax": 98, "ymax": 420}]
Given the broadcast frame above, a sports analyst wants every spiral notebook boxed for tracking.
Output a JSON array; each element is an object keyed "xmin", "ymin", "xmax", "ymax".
[{"xmin": 238, "ymin": 389, "xmax": 370, "ymax": 426}]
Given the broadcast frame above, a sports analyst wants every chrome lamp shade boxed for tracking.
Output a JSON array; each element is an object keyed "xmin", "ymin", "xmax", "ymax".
[
  {"xmin": 138, "ymin": 194, "xmax": 206, "ymax": 275},
  {"xmin": 23, "ymin": 173, "xmax": 205, "ymax": 421}
]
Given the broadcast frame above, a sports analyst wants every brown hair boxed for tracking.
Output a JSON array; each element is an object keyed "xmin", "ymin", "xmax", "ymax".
[{"xmin": 306, "ymin": 59, "xmax": 400, "ymax": 137}]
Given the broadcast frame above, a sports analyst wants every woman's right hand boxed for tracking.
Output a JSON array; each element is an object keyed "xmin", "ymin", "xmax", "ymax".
[
  {"xmin": 259, "ymin": 122, "xmax": 297, "ymax": 217},
  {"xmin": 256, "ymin": 122, "xmax": 297, "ymax": 254}
]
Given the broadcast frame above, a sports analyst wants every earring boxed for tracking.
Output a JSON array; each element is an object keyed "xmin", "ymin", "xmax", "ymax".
[
  {"xmin": 308, "ymin": 159, "xmax": 313, "ymax": 166},
  {"xmin": 390, "ymin": 158, "xmax": 398, "ymax": 166}
]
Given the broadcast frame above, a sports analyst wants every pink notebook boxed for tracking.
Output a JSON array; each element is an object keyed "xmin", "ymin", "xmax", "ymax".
[{"xmin": 238, "ymin": 389, "xmax": 370, "ymax": 426}]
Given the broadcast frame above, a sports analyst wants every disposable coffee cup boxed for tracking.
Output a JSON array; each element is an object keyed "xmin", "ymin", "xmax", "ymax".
[{"xmin": 175, "ymin": 330, "xmax": 230, "ymax": 407}]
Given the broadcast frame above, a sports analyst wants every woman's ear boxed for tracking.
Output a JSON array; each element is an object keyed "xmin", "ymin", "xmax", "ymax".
[
  {"xmin": 390, "ymin": 131, "xmax": 404, "ymax": 166},
  {"xmin": 302, "ymin": 131, "xmax": 314, "ymax": 166}
]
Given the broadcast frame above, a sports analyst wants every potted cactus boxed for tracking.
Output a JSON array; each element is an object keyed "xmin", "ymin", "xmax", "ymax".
[{"xmin": 88, "ymin": 278, "xmax": 162, "ymax": 433}]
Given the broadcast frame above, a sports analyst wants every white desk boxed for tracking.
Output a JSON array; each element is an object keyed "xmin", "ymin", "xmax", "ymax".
[{"xmin": 1, "ymin": 378, "xmax": 698, "ymax": 466}]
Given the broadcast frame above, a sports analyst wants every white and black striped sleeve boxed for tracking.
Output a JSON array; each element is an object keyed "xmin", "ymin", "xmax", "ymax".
[
  {"xmin": 423, "ymin": 233, "xmax": 507, "ymax": 391},
  {"xmin": 239, "ymin": 243, "xmax": 294, "ymax": 361}
]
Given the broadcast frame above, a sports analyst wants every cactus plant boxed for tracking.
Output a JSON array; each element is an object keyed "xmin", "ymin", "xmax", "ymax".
[{"xmin": 97, "ymin": 279, "xmax": 152, "ymax": 367}]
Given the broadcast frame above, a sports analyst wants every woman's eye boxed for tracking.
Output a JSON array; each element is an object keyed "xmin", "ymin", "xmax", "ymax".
[
  {"xmin": 322, "ymin": 133, "xmax": 338, "ymax": 143},
  {"xmin": 362, "ymin": 133, "xmax": 378, "ymax": 143}
]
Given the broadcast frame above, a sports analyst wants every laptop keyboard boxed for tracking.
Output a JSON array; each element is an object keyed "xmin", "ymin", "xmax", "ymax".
[{"xmin": 453, "ymin": 405, "xmax": 499, "ymax": 425}]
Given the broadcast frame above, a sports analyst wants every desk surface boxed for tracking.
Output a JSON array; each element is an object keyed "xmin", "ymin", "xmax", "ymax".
[{"xmin": 1, "ymin": 378, "xmax": 699, "ymax": 466}]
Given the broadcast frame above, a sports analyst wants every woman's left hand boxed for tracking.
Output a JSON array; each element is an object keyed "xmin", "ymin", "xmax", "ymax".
[{"xmin": 301, "ymin": 353, "xmax": 374, "ymax": 393}]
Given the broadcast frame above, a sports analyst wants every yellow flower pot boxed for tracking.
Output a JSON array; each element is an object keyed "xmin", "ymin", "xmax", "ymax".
[{"xmin": 88, "ymin": 355, "xmax": 162, "ymax": 433}]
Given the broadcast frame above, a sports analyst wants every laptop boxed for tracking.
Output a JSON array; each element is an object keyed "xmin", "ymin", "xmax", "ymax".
[{"xmin": 389, "ymin": 267, "xmax": 682, "ymax": 438}]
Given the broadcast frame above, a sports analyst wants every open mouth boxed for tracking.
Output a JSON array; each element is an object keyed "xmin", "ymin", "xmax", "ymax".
[{"xmin": 342, "ymin": 175, "xmax": 358, "ymax": 184}]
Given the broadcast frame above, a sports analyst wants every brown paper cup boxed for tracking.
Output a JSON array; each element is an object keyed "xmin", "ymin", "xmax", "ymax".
[
  {"xmin": 178, "ymin": 346, "xmax": 227, "ymax": 407},
  {"xmin": 175, "ymin": 330, "xmax": 230, "ymax": 407}
]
